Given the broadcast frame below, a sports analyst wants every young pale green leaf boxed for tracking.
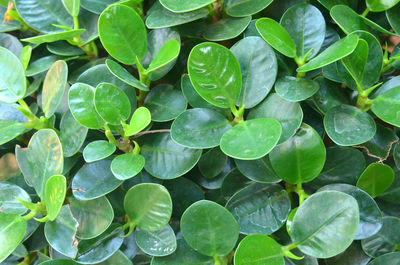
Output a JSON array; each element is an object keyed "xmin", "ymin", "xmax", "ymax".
[
  {"xmin": 21, "ymin": 29, "xmax": 85, "ymax": 45},
  {"xmin": 275, "ymin": 76, "xmax": 319, "ymax": 102},
  {"xmin": 371, "ymin": 86, "xmax": 400, "ymax": 127},
  {"xmin": 62, "ymin": 0, "xmax": 80, "ymax": 17},
  {"xmin": 135, "ymin": 224, "xmax": 177, "ymax": 257},
  {"xmin": 111, "ymin": 153, "xmax": 145, "ymax": 180},
  {"xmin": 341, "ymin": 39, "xmax": 369, "ymax": 88},
  {"xmin": 220, "ymin": 118, "xmax": 281, "ymax": 160},
  {"xmin": 0, "ymin": 213, "xmax": 27, "ymax": 263},
  {"xmin": 180, "ymin": 200, "xmax": 239, "ymax": 256},
  {"xmin": 159, "ymin": 0, "xmax": 215, "ymax": 12},
  {"xmin": 0, "ymin": 182, "xmax": 31, "ymax": 215},
  {"xmin": 68, "ymin": 83, "xmax": 106, "ymax": 129},
  {"xmin": 297, "ymin": 34, "xmax": 359, "ymax": 72},
  {"xmin": 367, "ymin": 0, "xmax": 400, "ymax": 12},
  {"xmin": 291, "ymin": 191, "xmax": 359, "ymax": 258},
  {"xmin": 225, "ymin": 0, "xmax": 273, "ymax": 17},
  {"xmin": 356, "ymin": 163, "xmax": 394, "ymax": 198},
  {"xmin": 94, "ymin": 82, "xmax": 131, "ymax": 125},
  {"xmin": 269, "ymin": 123, "xmax": 326, "ymax": 184},
  {"xmin": 124, "ymin": 183, "xmax": 172, "ymax": 231},
  {"xmin": 105, "ymin": 59, "xmax": 149, "ymax": 91},
  {"xmin": 83, "ymin": 140, "xmax": 116, "ymax": 163},
  {"xmin": 98, "ymin": 4, "xmax": 147, "ymax": 64},
  {"xmin": 203, "ymin": 16, "xmax": 251, "ymax": 42},
  {"xmin": 0, "ymin": 119, "xmax": 26, "ymax": 145},
  {"xmin": 124, "ymin": 107, "xmax": 151, "ymax": 136},
  {"xmin": 37, "ymin": 175, "xmax": 66, "ymax": 222},
  {"xmin": 0, "ymin": 47, "xmax": 26, "ymax": 103},
  {"xmin": 144, "ymin": 39, "xmax": 180, "ymax": 74},
  {"xmin": 324, "ymin": 104, "xmax": 376, "ymax": 146},
  {"xmin": 256, "ymin": 18, "xmax": 297, "ymax": 58},
  {"xmin": 188, "ymin": 42, "xmax": 242, "ymax": 108},
  {"xmin": 15, "ymin": 129, "xmax": 63, "ymax": 200},
  {"xmin": 234, "ymin": 234, "xmax": 284, "ymax": 265},
  {"xmin": 42, "ymin": 60, "xmax": 68, "ymax": 118}
]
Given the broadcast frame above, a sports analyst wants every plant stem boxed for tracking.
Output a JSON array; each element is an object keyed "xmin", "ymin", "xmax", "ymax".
[
  {"xmin": 132, "ymin": 129, "xmax": 171, "ymax": 137},
  {"xmin": 73, "ymin": 16, "xmax": 79, "ymax": 30},
  {"xmin": 214, "ymin": 255, "xmax": 228, "ymax": 265},
  {"xmin": 361, "ymin": 7, "xmax": 369, "ymax": 17},
  {"xmin": 104, "ymin": 125, "xmax": 121, "ymax": 148},
  {"xmin": 296, "ymin": 183, "xmax": 309, "ymax": 205},
  {"xmin": 22, "ymin": 202, "xmax": 44, "ymax": 221},
  {"xmin": 17, "ymin": 252, "xmax": 37, "ymax": 265}
]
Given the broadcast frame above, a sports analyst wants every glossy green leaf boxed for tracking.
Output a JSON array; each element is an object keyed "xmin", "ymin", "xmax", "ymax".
[
  {"xmin": 42, "ymin": 60, "xmax": 68, "ymax": 118},
  {"xmin": 72, "ymin": 158, "xmax": 123, "ymax": 200},
  {"xmin": 280, "ymin": 3, "xmax": 326, "ymax": 60},
  {"xmin": 94, "ymin": 83, "xmax": 131, "ymax": 125},
  {"xmin": 15, "ymin": 129, "xmax": 63, "ymax": 200},
  {"xmin": 341, "ymin": 39, "xmax": 369, "ymax": 88},
  {"xmin": 159, "ymin": 0, "xmax": 214, "ymax": 12},
  {"xmin": 44, "ymin": 205, "xmax": 78, "ymax": 258},
  {"xmin": 80, "ymin": 0, "xmax": 116, "ymax": 14},
  {"xmin": 60, "ymin": 110, "xmax": 88, "ymax": 157},
  {"xmin": 99, "ymin": 250, "xmax": 132, "ymax": 265},
  {"xmin": 226, "ymin": 183, "xmax": 291, "ymax": 235},
  {"xmin": 387, "ymin": 4, "xmax": 400, "ymax": 34},
  {"xmin": 312, "ymin": 76, "xmax": 350, "ymax": 114},
  {"xmin": 135, "ymin": 225, "xmax": 176, "ymax": 257},
  {"xmin": 234, "ymin": 156, "xmax": 281, "ymax": 183},
  {"xmin": 124, "ymin": 107, "xmax": 151, "ymax": 136},
  {"xmin": 39, "ymin": 260, "xmax": 78, "ymax": 265},
  {"xmin": 367, "ymin": 0, "xmax": 400, "ymax": 12},
  {"xmin": 47, "ymin": 41, "xmax": 84, "ymax": 56},
  {"xmin": 234, "ymin": 234, "xmax": 284, "ymax": 265},
  {"xmin": 0, "ymin": 33, "xmax": 23, "ymax": 57},
  {"xmin": 324, "ymin": 104, "xmax": 376, "ymax": 146},
  {"xmin": 297, "ymin": 34, "xmax": 359, "ymax": 72},
  {"xmin": 39, "ymin": 175, "xmax": 66, "ymax": 221},
  {"xmin": 0, "ymin": 213, "xmax": 27, "ymax": 263},
  {"xmin": 98, "ymin": 4, "xmax": 147, "ymax": 64},
  {"xmin": 203, "ymin": 16, "xmax": 251, "ymax": 41},
  {"xmin": 220, "ymin": 168, "xmax": 252, "ymax": 199},
  {"xmin": 0, "ymin": 182, "xmax": 30, "ymax": 215},
  {"xmin": 275, "ymin": 76, "xmax": 319, "ymax": 102},
  {"xmin": 105, "ymin": 59, "xmax": 149, "ymax": 91},
  {"xmin": 69, "ymin": 196, "xmax": 114, "ymax": 239},
  {"xmin": 171, "ymin": 108, "xmax": 232, "ymax": 149},
  {"xmin": 62, "ymin": 0, "xmax": 80, "ymax": 16},
  {"xmin": 269, "ymin": 123, "xmax": 326, "ymax": 184},
  {"xmin": 291, "ymin": 190, "xmax": 359, "ymax": 258},
  {"xmin": 68, "ymin": 83, "xmax": 106, "ymax": 129},
  {"xmin": 111, "ymin": 153, "xmax": 145, "ymax": 180},
  {"xmin": 145, "ymin": 39, "xmax": 180, "ymax": 74},
  {"xmin": 0, "ymin": 47, "xmax": 26, "ymax": 103},
  {"xmin": 371, "ymin": 86, "xmax": 400, "ymax": 127},
  {"xmin": 324, "ymin": 241, "xmax": 371, "ymax": 265},
  {"xmin": 188, "ymin": 42, "xmax": 242, "ymax": 108},
  {"xmin": 124, "ymin": 183, "xmax": 172, "ymax": 231},
  {"xmin": 0, "ymin": 120, "xmax": 25, "ymax": 145},
  {"xmin": 368, "ymin": 252, "xmax": 400, "ymax": 265},
  {"xmin": 141, "ymin": 133, "xmax": 202, "ymax": 180},
  {"xmin": 83, "ymin": 140, "xmax": 116, "ymax": 163},
  {"xmin": 256, "ymin": 18, "xmax": 297, "ymax": 58},
  {"xmin": 198, "ymin": 148, "xmax": 227, "ymax": 179},
  {"xmin": 231, "ymin": 36, "xmax": 278, "ymax": 108},
  {"xmin": 225, "ymin": 0, "xmax": 273, "ymax": 17},
  {"xmin": 21, "ymin": 29, "xmax": 85, "ymax": 45},
  {"xmin": 180, "ymin": 200, "xmax": 239, "ymax": 256},
  {"xmin": 356, "ymin": 163, "xmax": 394, "ymax": 198},
  {"xmin": 26, "ymin": 55, "xmax": 58, "ymax": 77},
  {"xmin": 144, "ymin": 84, "xmax": 187, "ymax": 122}
]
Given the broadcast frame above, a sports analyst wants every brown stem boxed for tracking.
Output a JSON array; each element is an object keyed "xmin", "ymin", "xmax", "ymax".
[{"xmin": 132, "ymin": 129, "xmax": 171, "ymax": 137}]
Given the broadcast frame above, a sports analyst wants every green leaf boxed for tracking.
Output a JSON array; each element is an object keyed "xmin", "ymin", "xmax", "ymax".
[
  {"xmin": 316, "ymin": 0, "xmax": 347, "ymax": 10},
  {"xmin": 15, "ymin": 129, "xmax": 63, "ymax": 200},
  {"xmin": 256, "ymin": 18, "xmax": 297, "ymax": 58},
  {"xmin": 220, "ymin": 118, "xmax": 281, "ymax": 160},
  {"xmin": 280, "ymin": 3, "xmax": 326, "ymax": 60},
  {"xmin": 145, "ymin": 2, "xmax": 208, "ymax": 29},
  {"xmin": 234, "ymin": 234, "xmax": 284, "ymax": 265},
  {"xmin": 180, "ymin": 200, "xmax": 239, "ymax": 256},
  {"xmin": 247, "ymin": 93, "xmax": 303, "ymax": 143},
  {"xmin": 44, "ymin": 205, "xmax": 78, "ymax": 258},
  {"xmin": 99, "ymin": 251, "xmax": 132, "ymax": 265},
  {"xmin": 80, "ymin": 0, "xmax": 115, "ymax": 14},
  {"xmin": 124, "ymin": 107, "xmax": 151, "ymax": 136},
  {"xmin": 105, "ymin": 59, "xmax": 149, "ymax": 91},
  {"xmin": 60, "ymin": 110, "xmax": 88, "ymax": 157},
  {"xmin": 0, "ymin": 182, "xmax": 30, "ymax": 215},
  {"xmin": 341, "ymin": 39, "xmax": 369, "ymax": 88},
  {"xmin": 94, "ymin": 83, "xmax": 131, "ymax": 125},
  {"xmin": 269, "ymin": 123, "xmax": 326, "ymax": 184},
  {"xmin": 324, "ymin": 241, "xmax": 371, "ymax": 265},
  {"xmin": 220, "ymin": 168, "xmax": 253, "ymax": 199},
  {"xmin": 42, "ymin": 60, "xmax": 68, "ymax": 118},
  {"xmin": 368, "ymin": 252, "xmax": 400, "ymax": 265},
  {"xmin": 356, "ymin": 163, "xmax": 394, "ymax": 198},
  {"xmin": 235, "ymin": 156, "xmax": 281, "ymax": 183},
  {"xmin": 26, "ymin": 55, "xmax": 58, "ymax": 77},
  {"xmin": 312, "ymin": 77, "xmax": 350, "ymax": 114},
  {"xmin": 275, "ymin": 76, "xmax": 319, "ymax": 102},
  {"xmin": 111, "ymin": 153, "xmax": 145, "ymax": 180},
  {"xmin": 0, "ymin": 120, "xmax": 26, "ymax": 145},
  {"xmin": 171, "ymin": 108, "xmax": 232, "ymax": 149},
  {"xmin": 68, "ymin": 83, "xmax": 106, "ymax": 129},
  {"xmin": 226, "ymin": 183, "xmax": 291, "ymax": 235},
  {"xmin": 72, "ymin": 158, "xmax": 123, "ymax": 200},
  {"xmin": 387, "ymin": 4, "xmax": 400, "ymax": 34},
  {"xmin": 198, "ymin": 148, "xmax": 227, "ymax": 179},
  {"xmin": 144, "ymin": 84, "xmax": 187, "ymax": 122},
  {"xmin": 21, "ymin": 29, "xmax": 85, "ymax": 45},
  {"xmin": 231, "ymin": 36, "xmax": 278, "ymax": 108},
  {"xmin": 145, "ymin": 39, "xmax": 180, "ymax": 74},
  {"xmin": 69, "ymin": 196, "xmax": 114, "ymax": 239},
  {"xmin": 39, "ymin": 175, "xmax": 66, "ymax": 221},
  {"xmin": 0, "ymin": 47, "xmax": 26, "ymax": 103},
  {"xmin": 324, "ymin": 104, "xmax": 376, "ymax": 146},
  {"xmin": 188, "ymin": 42, "xmax": 242, "ymax": 108},
  {"xmin": 0, "ymin": 213, "xmax": 27, "ymax": 263},
  {"xmin": 203, "ymin": 16, "xmax": 251, "ymax": 41},
  {"xmin": 62, "ymin": 0, "xmax": 80, "ymax": 16},
  {"xmin": 83, "ymin": 140, "xmax": 116, "ymax": 163},
  {"xmin": 371, "ymin": 86, "xmax": 400, "ymax": 127},
  {"xmin": 135, "ymin": 225, "xmax": 177, "ymax": 257},
  {"xmin": 159, "ymin": 0, "xmax": 215, "ymax": 12},
  {"xmin": 141, "ymin": 133, "xmax": 202, "ymax": 180},
  {"xmin": 367, "ymin": 0, "xmax": 400, "ymax": 12},
  {"xmin": 291, "ymin": 191, "xmax": 359, "ymax": 258},
  {"xmin": 98, "ymin": 4, "xmax": 147, "ymax": 64},
  {"xmin": 297, "ymin": 34, "xmax": 359, "ymax": 72},
  {"xmin": 225, "ymin": 0, "xmax": 273, "ymax": 17},
  {"xmin": 124, "ymin": 183, "xmax": 172, "ymax": 231}
]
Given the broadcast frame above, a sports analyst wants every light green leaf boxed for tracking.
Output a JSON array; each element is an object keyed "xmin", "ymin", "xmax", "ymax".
[{"xmin": 0, "ymin": 47, "xmax": 26, "ymax": 103}]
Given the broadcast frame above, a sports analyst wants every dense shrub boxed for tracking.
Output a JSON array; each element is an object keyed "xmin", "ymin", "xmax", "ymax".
[{"xmin": 1, "ymin": 0, "xmax": 400, "ymax": 264}]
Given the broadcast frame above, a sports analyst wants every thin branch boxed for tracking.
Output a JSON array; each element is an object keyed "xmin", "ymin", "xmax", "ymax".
[
  {"xmin": 353, "ymin": 139, "xmax": 399, "ymax": 163},
  {"xmin": 132, "ymin": 129, "xmax": 171, "ymax": 137}
]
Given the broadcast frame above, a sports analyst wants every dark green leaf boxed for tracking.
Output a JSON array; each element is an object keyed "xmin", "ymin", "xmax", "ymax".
[
  {"xmin": 275, "ymin": 76, "xmax": 319, "ymax": 102},
  {"xmin": 203, "ymin": 16, "xmax": 251, "ymax": 41},
  {"xmin": 159, "ymin": 0, "xmax": 215, "ymax": 12},
  {"xmin": 368, "ymin": 252, "xmax": 400, "ymax": 265},
  {"xmin": 135, "ymin": 225, "xmax": 176, "ymax": 257},
  {"xmin": 198, "ymin": 148, "xmax": 227, "ymax": 179},
  {"xmin": 235, "ymin": 156, "xmax": 281, "ymax": 183},
  {"xmin": 225, "ymin": 0, "xmax": 273, "ymax": 17}
]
